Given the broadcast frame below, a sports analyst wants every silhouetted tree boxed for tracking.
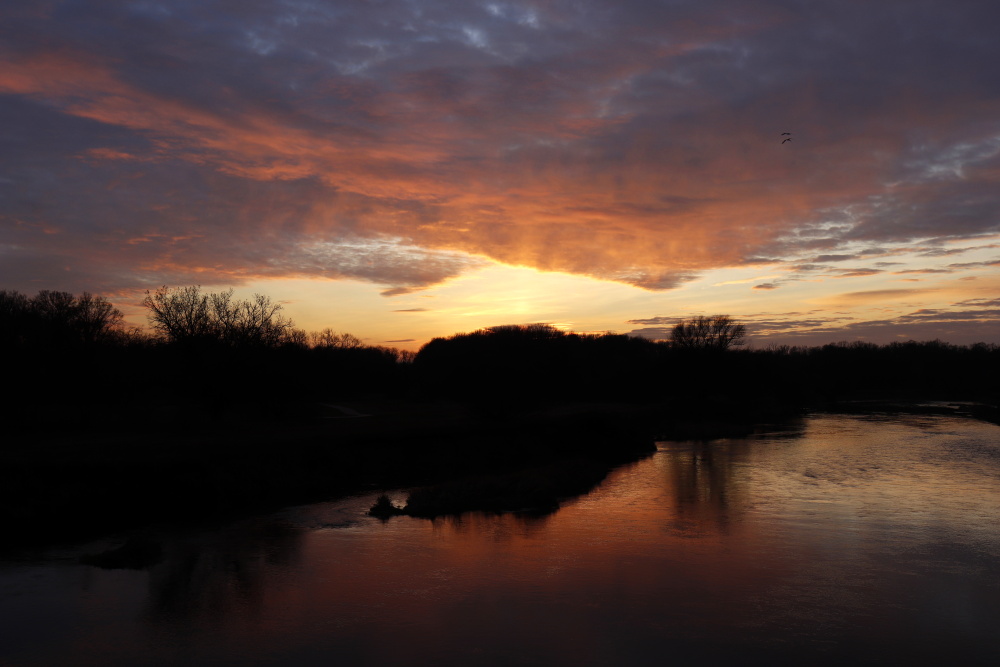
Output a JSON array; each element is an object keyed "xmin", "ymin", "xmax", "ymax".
[
  {"xmin": 142, "ymin": 286, "xmax": 295, "ymax": 348},
  {"xmin": 309, "ymin": 328, "xmax": 364, "ymax": 349},
  {"xmin": 413, "ymin": 323, "xmax": 671, "ymax": 406},
  {"xmin": 0, "ymin": 289, "xmax": 32, "ymax": 346},
  {"xmin": 59, "ymin": 291, "xmax": 126, "ymax": 344},
  {"xmin": 669, "ymin": 315, "xmax": 746, "ymax": 350},
  {"xmin": 0, "ymin": 289, "xmax": 125, "ymax": 347},
  {"xmin": 283, "ymin": 328, "xmax": 309, "ymax": 348},
  {"xmin": 211, "ymin": 290, "xmax": 293, "ymax": 348},
  {"xmin": 484, "ymin": 323, "xmax": 565, "ymax": 340},
  {"xmin": 142, "ymin": 285, "xmax": 214, "ymax": 344}
]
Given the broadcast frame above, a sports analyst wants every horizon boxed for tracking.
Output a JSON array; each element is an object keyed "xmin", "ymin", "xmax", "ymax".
[{"xmin": 2, "ymin": 1, "xmax": 999, "ymax": 351}]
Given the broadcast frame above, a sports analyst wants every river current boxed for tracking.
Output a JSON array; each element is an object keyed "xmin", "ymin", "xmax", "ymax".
[{"xmin": 2, "ymin": 411, "xmax": 999, "ymax": 665}]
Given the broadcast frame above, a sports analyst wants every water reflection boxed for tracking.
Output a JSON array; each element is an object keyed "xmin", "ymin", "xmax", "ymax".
[
  {"xmin": 658, "ymin": 420, "xmax": 807, "ymax": 537},
  {"xmin": 661, "ymin": 440, "xmax": 743, "ymax": 535},
  {"xmin": 3, "ymin": 413, "xmax": 999, "ymax": 666},
  {"xmin": 429, "ymin": 511, "xmax": 553, "ymax": 542},
  {"xmin": 144, "ymin": 521, "xmax": 304, "ymax": 627}
]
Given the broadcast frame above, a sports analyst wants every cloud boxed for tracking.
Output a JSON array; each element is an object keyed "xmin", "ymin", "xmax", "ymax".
[
  {"xmin": 753, "ymin": 282, "xmax": 780, "ymax": 290},
  {"xmin": 834, "ymin": 268, "xmax": 883, "ymax": 278},
  {"xmin": 628, "ymin": 300, "xmax": 1000, "ymax": 347},
  {"xmin": 626, "ymin": 327, "xmax": 672, "ymax": 341},
  {"xmin": 831, "ymin": 308, "xmax": 1000, "ymax": 344},
  {"xmin": 626, "ymin": 316, "xmax": 679, "ymax": 326},
  {"xmin": 811, "ymin": 254, "xmax": 859, "ymax": 263},
  {"xmin": 751, "ymin": 302, "xmax": 1000, "ymax": 346},
  {"xmin": 955, "ymin": 297, "xmax": 1000, "ymax": 308},
  {"xmin": 948, "ymin": 260, "xmax": 1000, "ymax": 270},
  {"xmin": 824, "ymin": 288, "xmax": 940, "ymax": 306},
  {"xmin": 918, "ymin": 243, "xmax": 1000, "ymax": 258},
  {"xmin": 284, "ymin": 238, "xmax": 489, "ymax": 295},
  {"xmin": 393, "ymin": 308, "xmax": 429, "ymax": 312},
  {"xmin": 2, "ymin": 0, "xmax": 1000, "ymax": 299}
]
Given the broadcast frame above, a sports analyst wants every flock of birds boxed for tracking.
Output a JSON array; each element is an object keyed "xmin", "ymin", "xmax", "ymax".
[{"xmin": 781, "ymin": 132, "xmax": 792, "ymax": 144}]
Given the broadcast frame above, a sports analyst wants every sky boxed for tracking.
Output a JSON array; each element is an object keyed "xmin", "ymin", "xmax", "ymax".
[{"xmin": 2, "ymin": 0, "xmax": 999, "ymax": 349}]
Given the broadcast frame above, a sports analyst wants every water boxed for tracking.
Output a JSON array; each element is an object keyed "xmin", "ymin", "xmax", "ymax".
[{"xmin": 3, "ymin": 412, "xmax": 1000, "ymax": 666}]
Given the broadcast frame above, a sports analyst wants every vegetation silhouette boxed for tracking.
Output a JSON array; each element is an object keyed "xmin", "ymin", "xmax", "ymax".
[
  {"xmin": 1, "ymin": 288, "xmax": 132, "ymax": 348},
  {"xmin": 669, "ymin": 314, "xmax": 746, "ymax": 350},
  {"xmin": 383, "ymin": 457, "xmax": 631, "ymax": 519},
  {"xmin": 414, "ymin": 323, "xmax": 665, "ymax": 412},
  {"xmin": 143, "ymin": 285, "xmax": 298, "ymax": 350},
  {"xmin": 368, "ymin": 493, "xmax": 406, "ymax": 519},
  {"xmin": 2, "ymin": 284, "xmax": 997, "ymax": 546}
]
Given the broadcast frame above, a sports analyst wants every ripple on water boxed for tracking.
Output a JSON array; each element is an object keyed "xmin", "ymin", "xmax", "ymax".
[{"xmin": 3, "ymin": 412, "xmax": 1000, "ymax": 666}]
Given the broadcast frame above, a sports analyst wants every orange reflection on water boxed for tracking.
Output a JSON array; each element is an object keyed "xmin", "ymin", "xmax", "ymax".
[{"xmin": 8, "ymin": 413, "xmax": 1000, "ymax": 666}]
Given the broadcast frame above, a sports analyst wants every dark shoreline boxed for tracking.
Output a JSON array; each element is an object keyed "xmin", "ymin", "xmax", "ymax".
[
  {"xmin": 3, "ymin": 397, "xmax": 995, "ymax": 551},
  {"xmin": 2, "ymin": 400, "xmax": 660, "ymax": 549}
]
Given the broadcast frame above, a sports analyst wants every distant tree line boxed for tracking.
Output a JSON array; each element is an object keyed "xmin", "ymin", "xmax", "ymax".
[
  {"xmin": 2, "ymin": 286, "xmax": 997, "ymax": 433},
  {"xmin": 1, "ymin": 286, "xmax": 412, "ymax": 431},
  {"xmin": 0, "ymin": 289, "xmax": 136, "ymax": 348},
  {"xmin": 413, "ymin": 318, "xmax": 997, "ymax": 415}
]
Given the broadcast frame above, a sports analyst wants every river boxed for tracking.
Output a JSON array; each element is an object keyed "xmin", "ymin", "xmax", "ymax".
[{"xmin": 2, "ymin": 411, "xmax": 999, "ymax": 665}]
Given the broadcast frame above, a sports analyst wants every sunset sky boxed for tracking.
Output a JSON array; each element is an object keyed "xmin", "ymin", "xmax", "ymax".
[{"xmin": 2, "ymin": 0, "xmax": 999, "ymax": 349}]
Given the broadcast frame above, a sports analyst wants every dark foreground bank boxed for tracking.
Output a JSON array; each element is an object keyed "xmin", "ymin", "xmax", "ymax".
[
  {"xmin": 2, "ymin": 401, "xmax": 666, "ymax": 548},
  {"xmin": 5, "ymin": 395, "xmax": 997, "ymax": 551}
]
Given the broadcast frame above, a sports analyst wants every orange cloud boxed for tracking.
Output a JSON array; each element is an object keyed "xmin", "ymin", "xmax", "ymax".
[{"xmin": 2, "ymin": 0, "xmax": 999, "ymax": 311}]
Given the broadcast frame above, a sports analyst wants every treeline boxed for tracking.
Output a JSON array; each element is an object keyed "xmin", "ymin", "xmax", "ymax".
[
  {"xmin": 1, "ymin": 287, "xmax": 411, "ymax": 431},
  {"xmin": 415, "ymin": 324, "xmax": 999, "ymax": 418},
  {"xmin": 3, "ymin": 286, "xmax": 998, "ymax": 433},
  {"xmin": 0, "ymin": 289, "xmax": 137, "ymax": 348}
]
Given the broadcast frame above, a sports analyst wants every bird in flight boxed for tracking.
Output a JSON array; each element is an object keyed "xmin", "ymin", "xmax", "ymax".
[{"xmin": 781, "ymin": 132, "xmax": 792, "ymax": 144}]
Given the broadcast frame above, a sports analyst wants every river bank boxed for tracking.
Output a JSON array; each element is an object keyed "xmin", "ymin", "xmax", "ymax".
[
  {"xmin": 4, "ymin": 396, "xmax": 994, "ymax": 550},
  {"xmin": 6, "ymin": 411, "xmax": 1000, "ymax": 667},
  {"xmin": 2, "ymin": 400, "xmax": 660, "ymax": 548}
]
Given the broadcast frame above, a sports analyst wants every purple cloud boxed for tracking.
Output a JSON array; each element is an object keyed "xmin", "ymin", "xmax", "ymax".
[{"xmin": 1, "ymin": 0, "xmax": 999, "ymax": 306}]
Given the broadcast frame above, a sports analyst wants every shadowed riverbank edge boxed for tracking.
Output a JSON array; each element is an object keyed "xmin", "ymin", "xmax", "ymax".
[
  {"xmin": 3, "ymin": 396, "xmax": 995, "ymax": 551},
  {"xmin": 2, "ymin": 400, "xmax": 664, "ymax": 549}
]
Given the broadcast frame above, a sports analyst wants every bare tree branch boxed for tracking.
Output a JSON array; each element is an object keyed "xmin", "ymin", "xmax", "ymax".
[{"xmin": 669, "ymin": 315, "xmax": 747, "ymax": 350}]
